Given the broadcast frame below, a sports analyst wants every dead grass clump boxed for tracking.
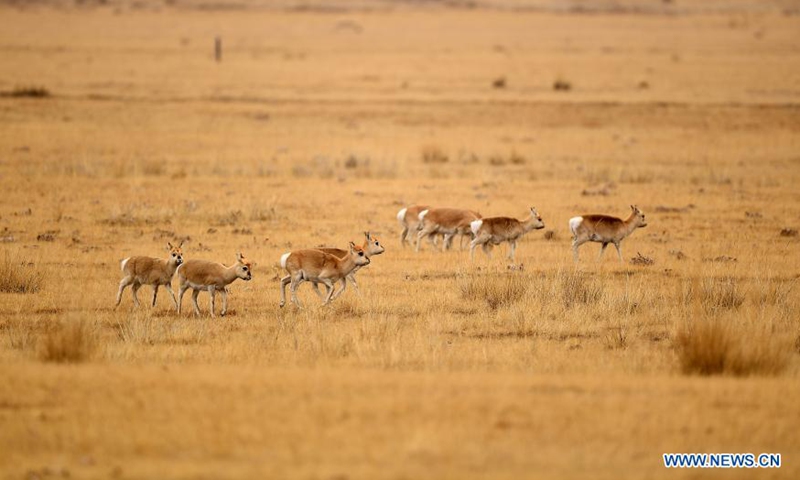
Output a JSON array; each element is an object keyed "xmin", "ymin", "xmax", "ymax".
[
  {"xmin": 0, "ymin": 255, "xmax": 44, "ymax": 293},
  {"xmin": 630, "ymin": 252, "xmax": 654, "ymax": 266},
  {"xmin": 3, "ymin": 318, "xmax": 35, "ymax": 351},
  {"xmin": 558, "ymin": 270, "xmax": 603, "ymax": 308},
  {"xmin": 779, "ymin": 228, "xmax": 797, "ymax": 237},
  {"xmin": 421, "ymin": 145, "xmax": 448, "ymax": 164},
  {"xmin": 701, "ymin": 276, "xmax": 745, "ymax": 312},
  {"xmin": 553, "ymin": 78, "xmax": 572, "ymax": 91},
  {"xmin": 5, "ymin": 86, "xmax": 50, "ymax": 98},
  {"xmin": 674, "ymin": 320, "xmax": 790, "ymax": 376},
  {"xmin": 460, "ymin": 274, "xmax": 527, "ymax": 311},
  {"xmin": 38, "ymin": 319, "xmax": 97, "ymax": 363},
  {"xmin": 249, "ymin": 203, "xmax": 277, "ymax": 222}
]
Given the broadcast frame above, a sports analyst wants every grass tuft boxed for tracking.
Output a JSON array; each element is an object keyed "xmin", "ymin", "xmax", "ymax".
[
  {"xmin": 674, "ymin": 319, "xmax": 790, "ymax": 376},
  {"xmin": 38, "ymin": 319, "xmax": 97, "ymax": 363},
  {"xmin": 0, "ymin": 254, "xmax": 44, "ymax": 293},
  {"xmin": 460, "ymin": 274, "xmax": 527, "ymax": 311}
]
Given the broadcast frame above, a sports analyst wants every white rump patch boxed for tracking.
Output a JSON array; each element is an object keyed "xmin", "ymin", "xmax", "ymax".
[
  {"xmin": 280, "ymin": 252, "xmax": 291, "ymax": 269},
  {"xmin": 470, "ymin": 219, "xmax": 483, "ymax": 236},
  {"xmin": 569, "ymin": 217, "xmax": 583, "ymax": 236},
  {"xmin": 120, "ymin": 257, "xmax": 130, "ymax": 272},
  {"xmin": 397, "ymin": 207, "xmax": 407, "ymax": 223},
  {"xmin": 418, "ymin": 209, "xmax": 429, "ymax": 222}
]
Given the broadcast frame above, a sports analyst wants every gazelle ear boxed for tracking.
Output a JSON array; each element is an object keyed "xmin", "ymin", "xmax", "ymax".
[
  {"xmin": 349, "ymin": 241, "xmax": 356, "ymax": 250},
  {"xmin": 630, "ymin": 204, "xmax": 636, "ymax": 211},
  {"xmin": 167, "ymin": 242, "xmax": 174, "ymax": 250},
  {"xmin": 178, "ymin": 240, "xmax": 184, "ymax": 248},
  {"xmin": 364, "ymin": 231, "xmax": 371, "ymax": 240},
  {"xmin": 236, "ymin": 252, "xmax": 244, "ymax": 262}
]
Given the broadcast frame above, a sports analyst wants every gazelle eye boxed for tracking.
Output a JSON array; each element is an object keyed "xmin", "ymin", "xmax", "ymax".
[
  {"xmin": 358, "ymin": 252, "xmax": 364, "ymax": 256},
  {"xmin": 243, "ymin": 266, "xmax": 249, "ymax": 271}
]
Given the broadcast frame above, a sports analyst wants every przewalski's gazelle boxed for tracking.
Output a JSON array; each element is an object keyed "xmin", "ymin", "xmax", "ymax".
[
  {"xmin": 279, "ymin": 242, "xmax": 370, "ymax": 308},
  {"xmin": 116, "ymin": 242, "xmax": 184, "ymax": 309},
  {"xmin": 397, "ymin": 205, "xmax": 430, "ymax": 247},
  {"xmin": 312, "ymin": 232, "xmax": 385, "ymax": 297},
  {"xmin": 470, "ymin": 207, "xmax": 545, "ymax": 261},
  {"xmin": 416, "ymin": 207, "xmax": 481, "ymax": 252},
  {"xmin": 176, "ymin": 253, "xmax": 252, "ymax": 317},
  {"xmin": 569, "ymin": 205, "xmax": 648, "ymax": 262}
]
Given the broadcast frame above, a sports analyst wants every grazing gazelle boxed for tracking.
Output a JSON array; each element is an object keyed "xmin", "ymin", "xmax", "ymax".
[
  {"xmin": 569, "ymin": 205, "xmax": 648, "ymax": 262},
  {"xmin": 176, "ymin": 253, "xmax": 252, "ymax": 317},
  {"xmin": 416, "ymin": 207, "xmax": 481, "ymax": 252},
  {"xmin": 116, "ymin": 242, "xmax": 184, "ymax": 309},
  {"xmin": 279, "ymin": 242, "xmax": 370, "ymax": 308},
  {"xmin": 397, "ymin": 205, "xmax": 430, "ymax": 247},
  {"xmin": 311, "ymin": 231, "xmax": 385, "ymax": 297},
  {"xmin": 470, "ymin": 207, "xmax": 545, "ymax": 261}
]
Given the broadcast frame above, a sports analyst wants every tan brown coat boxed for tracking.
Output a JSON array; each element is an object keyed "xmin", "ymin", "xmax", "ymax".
[
  {"xmin": 176, "ymin": 253, "xmax": 252, "ymax": 317},
  {"xmin": 470, "ymin": 208, "xmax": 545, "ymax": 261},
  {"xmin": 116, "ymin": 242, "xmax": 184, "ymax": 309},
  {"xmin": 416, "ymin": 207, "xmax": 481, "ymax": 252},
  {"xmin": 396, "ymin": 205, "xmax": 430, "ymax": 247},
  {"xmin": 569, "ymin": 205, "xmax": 647, "ymax": 262},
  {"xmin": 280, "ymin": 243, "xmax": 370, "ymax": 307}
]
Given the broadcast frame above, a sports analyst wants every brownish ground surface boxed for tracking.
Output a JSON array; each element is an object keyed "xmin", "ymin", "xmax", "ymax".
[{"xmin": 1, "ymin": 1, "xmax": 799, "ymax": 479}]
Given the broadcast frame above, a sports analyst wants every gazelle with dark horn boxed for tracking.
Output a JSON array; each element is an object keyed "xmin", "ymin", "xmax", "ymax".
[
  {"xmin": 116, "ymin": 242, "xmax": 184, "ymax": 309},
  {"xmin": 279, "ymin": 242, "xmax": 370, "ymax": 308},
  {"xmin": 470, "ymin": 207, "xmax": 545, "ymax": 261},
  {"xmin": 397, "ymin": 205, "xmax": 430, "ymax": 247},
  {"xmin": 569, "ymin": 205, "xmax": 647, "ymax": 262},
  {"xmin": 416, "ymin": 207, "xmax": 481, "ymax": 252},
  {"xmin": 176, "ymin": 253, "xmax": 252, "ymax": 317},
  {"xmin": 312, "ymin": 231, "xmax": 384, "ymax": 297}
]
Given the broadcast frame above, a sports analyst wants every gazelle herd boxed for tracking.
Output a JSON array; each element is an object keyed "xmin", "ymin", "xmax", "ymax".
[{"xmin": 115, "ymin": 205, "xmax": 646, "ymax": 315}]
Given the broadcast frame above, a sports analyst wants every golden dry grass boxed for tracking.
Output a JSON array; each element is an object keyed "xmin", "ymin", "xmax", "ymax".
[{"xmin": 1, "ymin": 1, "xmax": 800, "ymax": 478}]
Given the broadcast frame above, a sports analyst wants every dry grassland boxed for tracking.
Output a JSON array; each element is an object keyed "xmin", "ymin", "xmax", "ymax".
[{"xmin": 1, "ymin": 1, "xmax": 799, "ymax": 478}]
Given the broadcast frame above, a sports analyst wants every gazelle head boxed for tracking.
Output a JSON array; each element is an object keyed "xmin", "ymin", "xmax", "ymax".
[
  {"xmin": 349, "ymin": 242, "xmax": 371, "ymax": 267},
  {"xmin": 235, "ymin": 252, "xmax": 253, "ymax": 281},
  {"xmin": 630, "ymin": 205, "xmax": 647, "ymax": 228},
  {"xmin": 529, "ymin": 207, "xmax": 545, "ymax": 230},
  {"xmin": 364, "ymin": 231, "xmax": 385, "ymax": 256},
  {"xmin": 167, "ymin": 241, "xmax": 184, "ymax": 266}
]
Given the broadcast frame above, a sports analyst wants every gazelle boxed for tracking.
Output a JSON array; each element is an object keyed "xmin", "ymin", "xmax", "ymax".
[
  {"xmin": 311, "ymin": 231, "xmax": 385, "ymax": 297},
  {"xmin": 569, "ymin": 205, "xmax": 648, "ymax": 262},
  {"xmin": 116, "ymin": 242, "xmax": 183, "ymax": 309},
  {"xmin": 397, "ymin": 205, "xmax": 430, "ymax": 247},
  {"xmin": 176, "ymin": 253, "xmax": 252, "ymax": 317},
  {"xmin": 470, "ymin": 207, "xmax": 545, "ymax": 261},
  {"xmin": 279, "ymin": 242, "xmax": 370, "ymax": 308},
  {"xmin": 416, "ymin": 207, "xmax": 481, "ymax": 252}
]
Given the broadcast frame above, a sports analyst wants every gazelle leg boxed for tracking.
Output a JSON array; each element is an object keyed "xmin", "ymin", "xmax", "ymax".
[
  {"xmin": 598, "ymin": 242, "xmax": 609, "ymax": 261},
  {"xmin": 400, "ymin": 226, "xmax": 408, "ymax": 247},
  {"xmin": 331, "ymin": 278, "xmax": 347, "ymax": 300},
  {"xmin": 348, "ymin": 274, "xmax": 360, "ymax": 296},
  {"xmin": 151, "ymin": 285, "xmax": 159, "ymax": 307},
  {"xmin": 279, "ymin": 275, "xmax": 291, "ymax": 308},
  {"xmin": 131, "ymin": 282, "xmax": 142, "ymax": 307},
  {"xmin": 178, "ymin": 283, "xmax": 189, "ymax": 314},
  {"xmin": 220, "ymin": 289, "xmax": 228, "ymax": 316},
  {"xmin": 191, "ymin": 288, "xmax": 201, "ymax": 316},
  {"xmin": 116, "ymin": 276, "xmax": 133, "ymax": 307},
  {"xmin": 165, "ymin": 284, "xmax": 179, "ymax": 311},
  {"xmin": 290, "ymin": 273, "xmax": 304, "ymax": 308},
  {"xmin": 614, "ymin": 241, "xmax": 624, "ymax": 263},
  {"xmin": 311, "ymin": 281, "xmax": 326, "ymax": 299},
  {"xmin": 208, "ymin": 286, "xmax": 216, "ymax": 318},
  {"xmin": 508, "ymin": 240, "xmax": 517, "ymax": 261},
  {"xmin": 322, "ymin": 279, "xmax": 336, "ymax": 305}
]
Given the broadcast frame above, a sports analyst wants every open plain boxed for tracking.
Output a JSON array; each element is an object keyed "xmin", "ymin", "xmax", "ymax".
[{"xmin": 1, "ymin": 1, "xmax": 799, "ymax": 478}]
